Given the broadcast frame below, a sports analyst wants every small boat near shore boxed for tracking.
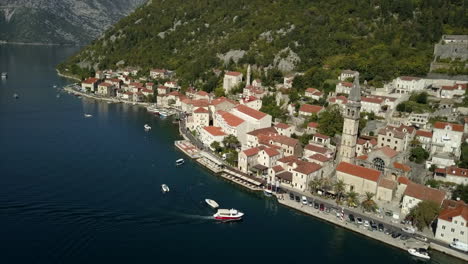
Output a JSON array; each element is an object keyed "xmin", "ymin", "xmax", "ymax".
[
  {"xmin": 407, "ymin": 248, "xmax": 430, "ymax": 260},
  {"xmin": 213, "ymin": 208, "xmax": 244, "ymax": 221},
  {"xmin": 1, "ymin": 72, "xmax": 7, "ymax": 79},
  {"xmin": 205, "ymin": 199, "xmax": 219, "ymax": 209},
  {"xmin": 450, "ymin": 241, "xmax": 468, "ymax": 252},
  {"xmin": 13, "ymin": 93, "xmax": 19, "ymax": 99},
  {"xmin": 144, "ymin": 124, "xmax": 151, "ymax": 130},
  {"xmin": 175, "ymin": 158, "xmax": 184, "ymax": 166},
  {"xmin": 84, "ymin": 114, "xmax": 93, "ymax": 118},
  {"xmin": 161, "ymin": 184, "xmax": 170, "ymax": 193},
  {"xmin": 263, "ymin": 188, "xmax": 273, "ymax": 197}
]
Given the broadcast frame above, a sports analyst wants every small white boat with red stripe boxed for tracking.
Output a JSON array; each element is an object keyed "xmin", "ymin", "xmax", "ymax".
[{"xmin": 213, "ymin": 208, "xmax": 244, "ymax": 221}]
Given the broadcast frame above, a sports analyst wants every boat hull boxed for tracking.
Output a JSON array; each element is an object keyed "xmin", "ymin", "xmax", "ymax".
[{"xmin": 214, "ymin": 216, "xmax": 243, "ymax": 221}]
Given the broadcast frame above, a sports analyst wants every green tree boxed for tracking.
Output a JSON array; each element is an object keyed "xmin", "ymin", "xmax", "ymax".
[
  {"xmin": 222, "ymin": 135, "xmax": 240, "ymax": 150},
  {"xmin": 452, "ymin": 184, "xmax": 468, "ymax": 203},
  {"xmin": 458, "ymin": 142, "xmax": 468, "ymax": 169},
  {"xmin": 406, "ymin": 200, "xmax": 440, "ymax": 231},
  {"xmin": 409, "ymin": 146, "xmax": 429, "ymax": 164},
  {"xmin": 346, "ymin": 191, "xmax": 359, "ymax": 208},
  {"xmin": 214, "ymin": 87, "xmax": 225, "ymax": 97},
  {"xmin": 317, "ymin": 105, "xmax": 344, "ymax": 137},
  {"xmin": 210, "ymin": 141, "xmax": 222, "ymax": 152},
  {"xmin": 333, "ymin": 180, "xmax": 346, "ymax": 202},
  {"xmin": 361, "ymin": 192, "xmax": 377, "ymax": 212},
  {"xmin": 309, "ymin": 178, "xmax": 323, "ymax": 193}
]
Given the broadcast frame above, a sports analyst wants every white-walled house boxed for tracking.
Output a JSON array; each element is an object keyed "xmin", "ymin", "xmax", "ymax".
[
  {"xmin": 304, "ymin": 88, "xmax": 323, "ymax": 100},
  {"xmin": 431, "ymin": 122, "xmax": 464, "ymax": 158},
  {"xmin": 274, "ymin": 123, "xmax": 294, "ymax": 137},
  {"xmin": 339, "ymin": 70, "xmax": 359, "ymax": 81},
  {"xmin": 361, "ymin": 96, "xmax": 384, "ymax": 115},
  {"xmin": 401, "ymin": 182, "xmax": 445, "ymax": 215},
  {"xmin": 213, "ymin": 110, "xmax": 249, "ymax": 144},
  {"xmin": 223, "ymin": 71, "xmax": 243, "ymax": 93},
  {"xmin": 335, "ymin": 81, "xmax": 353, "ymax": 95},
  {"xmin": 298, "ymin": 104, "xmax": 324, "ymax": 116},
  {"xmin": 199, "ymin": 126, "xmax": 227, "ymax": 148},
  {"xmin": 81, "ymin": 77, "xmax": 99, "ymax": 92},
  {"xmin": 392, "ymin": 76, "xmax": 427, "ymax": 94},
  {"xmin": 440, "ymin": 83, "xmax": 467, "ymax": 99},
  {"xmin": 230, "ymin": 105, "xmax": 272, "ymax": 132},
  {"xmin": 435, "ymin": 201, "xmax": 468, "ymax": 245},
  {"xmin": 434, "ymin": 167, "xmax": 468, "ymax": 185}
]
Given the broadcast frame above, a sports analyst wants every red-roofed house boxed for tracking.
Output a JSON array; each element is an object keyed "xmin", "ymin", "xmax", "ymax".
[
  {"xmin": 290, "ymin": 160, "xmax": 322, "ymax": 191},
  {"xmin": 81, "ymin": 77, "xmax": 100, "ymax": 92},
  {"xmin": 213, "ymin": 110, "xmax": 249, "ymax": 144},
  {"xmin": 355, "ymin": 136, "xmax": 377, "ymax": 156},
  {"xmin": 440, "ymin": 83, "xmax": 467, "ymax": 99},
  {"xmin": 304, "ymin": 88, "xmax": 323, "ymax": 100},
  {"xmin": 268, "ymin": 135, "xmax": 302, "ymax": 157},
  {"xmin": 415, "ymin": 129, "xmax": 433, "ymax": 151},
  {"xmin": 187, "ymin": 107, "xmax": 210, "ymax": 130},
  {"xmin": 157, "ymin": 85, "xmax": 170, "ymax": 95},
  {"xmin": 274, "ymin": 123, "xmax": 294, "ymax": 137},
  {"xmin": 209, "ymin": 96, "xmax": 238, "ymax": 114},
  {"xmin": 435, "ymin": 200, "xmax": 468, "ymax": 244},
  {"xmin": 336, "ymin": 162, "xmax": 381, "ymax": 195},
  {"xmin": 434, "ymin": 167, "xmax": 468, "ymax": 185},
  {"xmin": 335, "ymin": 81, "xmax": 353, "ymax": 94},
  {"xmin": 194, "ymin": 90, "xmax": 210, "ymax": 101},
  {"xmin": 240, "ymin": 95, "xmax": 262, "ymax": 110},
  {"xmin": 238, "ymin": 146, "xmax": 281, "ymax": 173},
  {"xmin": 231, "ymin": 105, "xmax": 272, "ymax": 133},
  {"xmin": 223, "ymin": 71, "xmax": 243, "ymax": 93},
  {"xmin": 304, "ymin": 144, "xmax": 334, "ymax": 158},
  {"xmin": 298, "ymin": 104, "xmax": 324, "ymax": 116},
  {"xmin": 392, "ymin": 76, "xmax": 427, "ymax": 94},
  {"xmin": 199, "ymin": 126, "xmax": 227, "ymax": 147},
  {"xmin": 432, "ymin": 122, "xmax": 464, "ymax": 158},
  {"xmin": 377, "ymin": 124, "xmax": 415, "ymax": 152},
  {"xmin": 361, "ymin": 96, "xmax": 384, "ymax": 115},
  {"xmin": 97, "ymin": 82, "xmax": 114, "ymax": 96},
  {"xmin": 150, "ymin": 69, "xmax": 168, "ymax": 79},
  {"xmin": 311, "ymin": 133, "xmax": 331, "ymax": 146},
  {"xmin": 328, "ymin": 96, "xmax": 348, "ymax": 112},
  {"xmin": 401, "ymin": 182, "xmax": 446, "ymax": 214},
  {"xmin": 306, "ymin": 122, "xmax": 319, "ymax": 134}
]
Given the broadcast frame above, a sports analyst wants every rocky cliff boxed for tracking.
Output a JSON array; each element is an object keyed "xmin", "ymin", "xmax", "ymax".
[{"xmin": 0, "ymin": 0, "xmax": 146, "ymax": 44}]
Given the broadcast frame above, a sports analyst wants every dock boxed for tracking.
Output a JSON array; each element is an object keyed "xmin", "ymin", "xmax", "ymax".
[{"xmin": 174, "ymin": 140, "xmax": 201, "ymax": 159}]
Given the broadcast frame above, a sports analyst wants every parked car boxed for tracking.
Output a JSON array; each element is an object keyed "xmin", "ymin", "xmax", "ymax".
[
  {"xmin": 319, "ymin": 204, "xmax": 325, "ymax": 211},
  {"xmin": 385, "ymin": 210, "xmax": 393, "ymax": 217},
  {"xmin": 392, "ymin": 233, "xmax": 401, "ymax": 239},
  {"xmin": 314, "ymin": 202, "xmax": 319, "ymax": 209},
  {"xmin": 349, "ymin": 214, "xmax": 355, "ymax": 222},
  {"xmin": 363, "ymin": 220, "xmax": 370, "ymax": 227},
  {"xmin": 378, "ymin": 223, "xmax": 384, "ymax": 232},
  {"xmin": 307, "ymin": 199, "xmax": 314, "ymax": 207},
  {"xmin": 301, "ymin": 196, "xmax": 308, "ymax": 205},
  {"xmin": 356, "ymin": 218, "xmax": 363, "ymax": 224},
  {"xmin": 402, "ymin": 227, "xmax": 416, "ymax": 234},
  {"xmin": 415, "ymin": 235, "xmax": 427, "ymax": 242},
  {"xmin": 289, "ymin": 193, "xmax": 294, "ymax": 200},
  {"xmin": 370, "ymin": 222, "xmax": 378, "ymax": 231},
  {"xmin": 400, "ymin": 235, "xmax": 410, "ymax": 241},
  {"xmin": 384, "ymin": 229, "xmax": 391, "ymax": 235}
]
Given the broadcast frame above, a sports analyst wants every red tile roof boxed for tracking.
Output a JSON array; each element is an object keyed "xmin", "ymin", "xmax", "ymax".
[
  {"xmin": 225, "ymin": 71, "xmax": 242, "ymax": 77},
  {"xmin": 194, "ymin": 107, "xmax": 209, "ymax": 114},
  {"xmin": 309, "ymin": 153, "xmax": 331, "ymax": 162},
  {"xmin": 361, "ymin": 96, "xmax": 383, "ymax": 104},
  {"xmin": 433, "ymin": 122, "xmax": 464, "ymax": 132},
  {"xmin": 376, "ymin": 146, "xmax": 399, "ymax": 158},
  {"xmin": 243, "ymin": 147, "xmax": 260, "ymax": 157},
  {"xmin": 304, "ymin": 144, "xmax": 328, "ymax": 154},
  {"xmin": 314, "ymin": 133, "xmax": 330, "ymax": 140},
  {"xmin": 211, "ymin": 96, "xmax": 238, "ymax": 106},
  {"xmin": 263, "ymin": 148, "xmax": 280, "ymax": 157},
  {"xmin": 234, "ymin": 105, "xmax": 267, "ymax": 120},
  {"xmin": 356, "ymin": 155, "xmax": 368, "ymax": 160},
  {"xmin": 293, "ymin": 161, "xmax": 322, "ymax": 175},
  {"xmin": 275, "ymin": 123, "xmax": 291, "ymax": 129},
  {"xmin": 339, "ymin": 82, "xmax": 353, "ymax": 87},
  {"xmin": 378, "ymin": 178, "xmax": 397, "ymax": 190},
  {"xmin": 203, "ymin": 126, "xmax": 226, "ymax": 136},
  {"xmin": 400, "ymin": 76, "xmax": 421, "ymax": 81},
  {"xmin": 98, "ymin": 82, "xmax": 112, "ymax": 87},
  {"xmin": 439, "ymin": 201, "xmax": 468, "ymax": 225},
  {"xmin": 82, "ymin": 77, "xmax": 99, "ymax": 84},
  {"xmin": 299, "ymin": 104, "xmax": 323, "ymax": 114},
  {"xmin": 307, "ymin": 122, "xmax": 319, "ymax": 128},
  {"xmin": 217, "ymin": 111, "xmax": 245, "ymax": 127},
  {"xmin": 272, "ymin": 165, "xmax": 284, "ymax": 172},
  {"xmin": 270, "ymin": 135, "xmax": 299, "ymax": 147},
  {"xmin": 277, "ymin": 155, "xmax": 299, "ymax": 164},
  {"xmin": 337, "ymin": 162, "xmax": 381, "ymax": 182},
  {"xmin": 247, "ymin": 127, "xmax": 278, "ymax": 137},
  {"xmin": 393, "ymin": 162, "xmax": 412, "ymax": 172},
  {"xmin": 415, "ymin": 130, "xmax": 433, "ymax": 138},
  {"xmin": 404, "ymin": 182, "xmax": 446, "ymax": 205},
  {"xmin": 436, "ymin": 167, "xmax": 468, "ymax": 178},
  {"xmin": 397, "ymin": 176, "xmax": 410, "ymax": 185}
]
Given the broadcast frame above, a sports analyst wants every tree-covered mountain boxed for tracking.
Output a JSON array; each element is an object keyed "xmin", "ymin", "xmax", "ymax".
[
  {"xmin": 0, "ymin": 0, "xmax": 146, "ymax": 44},
  {"xmin": 58, "ymin": 0, "xmax": 467, "ymax": 84}
]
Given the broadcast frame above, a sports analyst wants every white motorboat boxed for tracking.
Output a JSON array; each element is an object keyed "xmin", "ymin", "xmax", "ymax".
[
  {"xmin": 144, "ymin": 124, "xmax": 151, "ymax": 130},
  {"xmin": 1, "ymin": 72, "xmax": 7, "ymax": 79},
  {"xmin": 205, "ymin": 199, "xmax": 219, "ymax": 209},
  {"xmin": 84, "ymin": 114, "xmax": 93, "ymax": 118},
  {"xmin": 53, "ymin": 85, "xmax": 57, "ymax": 88},
  {"xmin": 159, "ymin": 111, "xmax": 168, "ymax": 117},
  {"xmin": 175, "ymin": 158, "xmax": 184, "ymax": 166},
  {"xmin": 450, "ymin": 241, "xmax": 468, "ymax": 252},
  {"xmin": 13, "ymin": 93, "xmax": 19, "ymax": 99},
  {"xmin": 402, "ymin": 227, "xmax": 416, "ymax": 234},
  {"xmin": 161, "ymin": 184, "xmax": 170, "ymax": 193},
  {"xmin": 407, "ymin": 248, "xmax": 430, "ymax": 260},
  {"xmin": 263, "ymin": 188, "xmax": 273, "ymax": 197},
  {"xmin": 213, "ymin": 208, "xmax": 244, "ymax": 221}
]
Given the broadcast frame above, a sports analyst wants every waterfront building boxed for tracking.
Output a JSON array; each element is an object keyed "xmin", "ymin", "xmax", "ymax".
[
  {"xmin": 187, "ymin": 107, "xmax": 209, "ymax": 130},
  {"xmin": 291, "ymin": 161, "xmax": 322, "ymax": 192},
  {"xmin": 336, "ymin": 162, "xmax": 380, "ymax": 196},
  {"xmin": 435, "ymin": 200, "xmax": 468, "ymax": 245},
  {"xmin": 266, "ymin": 135, "xmax": 302, "ymax": 157},
  {"xmin": 401, "ymin": 182, "xmax": 446, "ymax": 215},
  {"xmin": 213, "ymin": 110, "xmax": 248, "ymax": 144},
  {"xmin": 198, "ymin": 126, "xmax": 227, "ymax": 148},
  {"xmin": 237, "ymin": 146, "xmax": 281, "ymax": 174},
  {"xmin": 337, "ymin": 75, "xmax": 361, "ymax": 164},
  {"xmin": 245, "ymin": 127, "xmax": 278, "ymax": 149},
  {"xmin": 81, "ymin": 77, "xmax": 99, "ymax": 92},
  {"xmin": 96, "ymin": 82, "xmax": 114, "ymax": 96},
  {"xmin": 434, "ymin": 167, "xmax": 468, "ymax": 185},
  {"xmin": 230, "ymin": 105, "xmax": 272, "ymax": 133},
  {"xmin": 223, "ymin": 71, "xmax": 243, "ymax": 93}
]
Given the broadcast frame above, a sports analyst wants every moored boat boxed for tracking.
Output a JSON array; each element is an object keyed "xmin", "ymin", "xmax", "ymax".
[
  {"xmin": 159, "ymin": 111, "xmax": 168, "ymax": 117},
  {"xmin": 161, "ymin": 184, "xmax": 170, "ymax": 193},
  {"xmin": 450, "ymin": 241, "xmax": 468, "ymax": 252},
  {"xmin": 407, "ymin": 248, "xmax": 430, "ymax": 260},
  {"xmin": 84, "ymin": 114, "xmax": 93, "ymax": 118},
  {"xmin": 205, "ymin": 199, "xmax": 219, "ymax": 209},
  {"xmin": 175, "ymin": 158, "xmax": 184, "ymax": 166},
  {"xmin": 1, "ymin": 72, "xmax": 7, "ymax": 79},
  {"xmin": 13, "ymin": 93, "xmax": 19, "ymax": 99},
  {"xmin": 213, "ymin": 208, "xmax": 244, "ymax": 221},
  {"xmin": 263, "ymin": 188, "xmax": 273, "ymax": 197},
  {"xmin": 144, "ymin": 124, "xmax": 151, "ymax": 130}
]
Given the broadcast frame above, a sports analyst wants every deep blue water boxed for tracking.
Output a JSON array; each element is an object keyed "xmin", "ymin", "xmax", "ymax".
[{"xmin": 0, "ymin": 45, "xmax": 463, "ymax": 264}]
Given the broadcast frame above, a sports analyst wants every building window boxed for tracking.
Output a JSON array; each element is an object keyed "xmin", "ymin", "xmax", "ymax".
[
  {"xmin": 461, "ymin": 231, "xmax": 464, "ymax": 235},
  {"xmin": 451, "ymin": 228, "xmax": 455, "ymax": 232},
  {"xmin": 455, "ymin": 220, "xmax": 458, "ymax": 224},
  {"xmin": 442, "ymin": 226, "xmax": 445, "ymax": 230}
]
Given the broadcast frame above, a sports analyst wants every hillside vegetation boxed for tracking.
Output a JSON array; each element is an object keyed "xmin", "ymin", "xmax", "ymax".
[{"xmin": 58, "ymin": 0, "xmax": 468, "ymax": 84}]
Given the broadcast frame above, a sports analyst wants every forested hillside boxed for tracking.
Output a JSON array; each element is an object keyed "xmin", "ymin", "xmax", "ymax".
[{"xmin": 58, "ymin": 0, "xmax": 468, "ymax": 84}]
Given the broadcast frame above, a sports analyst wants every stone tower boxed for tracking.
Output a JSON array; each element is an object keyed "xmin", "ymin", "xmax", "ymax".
[
  {"xmin": 338, "ymin": 74, "xmax": 361, "ymax": 164},
  {"xmin": 246, "ymin": 64, "xmax": 251, "ymax": 86}
]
